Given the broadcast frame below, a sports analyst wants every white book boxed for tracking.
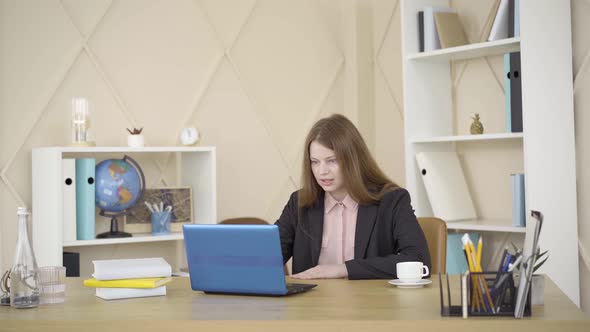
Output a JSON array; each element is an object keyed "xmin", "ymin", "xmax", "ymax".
[
  {"xmin": 96, "ymin": 286, "xmax": 166, "ymax": 300},
  {"xmin": 415, "ymin": 152, "xmax": 476, "ymax": 221},
  {"xmin": 488, "ymin": 0, "xmax": 510, "ymax": 41},
  {"xmin": 62, "ymin": 158, "xmax": 77, "ymax": 242},
  {"xmin": 92, "ymin": 257, "xmax": 172, "ymax": 280},
  {"xmin": 423, "ymin": 7, "xmax": 456, "ymax": 51}
]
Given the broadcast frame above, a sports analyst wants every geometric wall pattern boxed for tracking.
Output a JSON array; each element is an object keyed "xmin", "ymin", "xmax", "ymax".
[{"xmin": 1, "ymin": 0, "xmax": 589, "ymax": 314}]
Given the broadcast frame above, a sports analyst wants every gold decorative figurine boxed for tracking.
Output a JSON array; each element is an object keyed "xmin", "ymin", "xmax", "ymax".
[{"xmin": 470, "ymin": 113, "xmax": 484, "ymax": 135}]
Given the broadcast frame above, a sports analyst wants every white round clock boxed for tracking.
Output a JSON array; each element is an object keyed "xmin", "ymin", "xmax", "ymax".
[{"xmin": 180, "ymin": 127, "xmax": 199, "ymax": 145}]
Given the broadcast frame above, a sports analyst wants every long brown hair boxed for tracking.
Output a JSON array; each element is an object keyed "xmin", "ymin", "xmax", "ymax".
[{"xmin": 299, "ymin": 114, "xmax": 399, "ymax": 208}]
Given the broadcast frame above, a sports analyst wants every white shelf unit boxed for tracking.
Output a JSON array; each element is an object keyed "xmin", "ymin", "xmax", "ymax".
[
  {"xmin": 446, "ymin": 219, "xmax": 525, "ymax": 234},
  {"xmin": 63, "ymin": 233, "xmax": 184, "ymax": 247},
  {"xmin": 411, "ymin": 132, "xmax": 523, "ymax": 144},
  {"xmin": 401, "ymin": 0, "xmax": 579, "ymax": 305},
  {"xmin": 407, "ymin": 37, "xmax": 520, "ymax": 61},
  {"xmin": 31, "ymin": 146, "xmax": 216, "ymax": 267}
]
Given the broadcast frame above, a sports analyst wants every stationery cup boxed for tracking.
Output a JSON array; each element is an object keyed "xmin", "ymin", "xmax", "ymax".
[
  {"xmin": 151, "ymin": 211, "xmax": 171, "ymax": 235},
  {"xmin": 396, "ymin": 262, "xmax": 429, "ymax": 283},
  {"xmin": 38, "ymin": 266, "xmax": 66, "ymax": 304}
]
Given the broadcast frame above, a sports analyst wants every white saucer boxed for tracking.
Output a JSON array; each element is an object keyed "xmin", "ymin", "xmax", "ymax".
[{"xmin": 388, "ymin": 279, "xmax": 432, "ymax": 288}]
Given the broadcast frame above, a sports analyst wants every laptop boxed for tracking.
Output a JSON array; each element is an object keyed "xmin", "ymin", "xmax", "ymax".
[{"xmin": 183, "ymin": 224, "xmax": 317, "ymax": 296}]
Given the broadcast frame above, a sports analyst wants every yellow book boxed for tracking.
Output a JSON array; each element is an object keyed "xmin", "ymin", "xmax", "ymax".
[{"xmin": 83, "ymin": 276, "xmax": 172, "ymax": 289}]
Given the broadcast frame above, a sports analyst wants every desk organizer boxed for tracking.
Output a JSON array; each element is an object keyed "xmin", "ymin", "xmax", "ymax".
[{"xmin": 439, "ymin": 272, "xmax": 531, "ymax": 317}]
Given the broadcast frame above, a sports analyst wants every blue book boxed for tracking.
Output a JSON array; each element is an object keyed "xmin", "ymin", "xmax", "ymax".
[
  {"xmin": 76, "ymin": 158, "xmax": 96, "ymax": 240},
  {"xmin": 511, "ymin": 173, "xmax": 525, "ymax": 227},
  {"xmin": 447, "ymin": 232, "xmax": 479, "ymax": 275},
  {"xmin": 504, "ymin": 53, "xmax": 512, "ymax": 132}
]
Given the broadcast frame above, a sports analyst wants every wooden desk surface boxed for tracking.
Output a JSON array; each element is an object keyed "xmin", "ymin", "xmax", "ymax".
[{"xmin": 0, "ymin": 276, "xmax": 587, "ymax": 332}]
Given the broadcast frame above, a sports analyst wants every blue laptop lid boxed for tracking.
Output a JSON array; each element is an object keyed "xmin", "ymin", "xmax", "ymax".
[{"xmin": 183, "ymin": 224, "xmax": 288, "ymax": 295}]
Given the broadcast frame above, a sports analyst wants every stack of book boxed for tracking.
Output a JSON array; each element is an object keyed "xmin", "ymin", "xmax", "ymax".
[{"xmin": 84, "ymin": 257, "xmax": 172, "ymax": 300}]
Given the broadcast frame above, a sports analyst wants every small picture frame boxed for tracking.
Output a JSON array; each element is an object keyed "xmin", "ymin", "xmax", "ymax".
[{"xmin": 124, "ymin": 186, "xmax": 193, "ymax": 233}]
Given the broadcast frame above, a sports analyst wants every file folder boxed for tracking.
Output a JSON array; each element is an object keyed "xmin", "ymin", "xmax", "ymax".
[
  {"xmin": 76, "ymin": 158, "xmax": 96, "ymax": 240},
  {"xmin": 415, "ymin": 151, "xmax": 476, "ymax": 221},
  {"xmin": 62, "ymin": 158, "xmax": 77, "ymax": 242},
  {"xmin": 511, "ymin": 173, "xmax": 525, "ymax": 227},
  {"xmin": 423, "ymin": 7, "xmax": 455, "ymax": 51},
  {"xmin": 509, "ymin": 52, "xmax": 523, "ymax": 132},
  {"xmin": 504, "ymin": 53, "xmax": 512, "ymax": 132}
]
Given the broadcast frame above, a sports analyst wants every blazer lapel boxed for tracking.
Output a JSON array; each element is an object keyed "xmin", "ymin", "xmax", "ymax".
[
  {"xmin": 355, "ymin": 203, "xmax": 378, "ymax": 258},
  {"xmin": 306, "ymin": 200, "xmax": 324, "ymax": 267}
]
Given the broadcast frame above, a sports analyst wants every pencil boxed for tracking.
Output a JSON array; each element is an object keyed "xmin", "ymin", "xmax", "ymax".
[{"xmin": 476, "ymin": 236, "xmax": 483, "ymax": 270}]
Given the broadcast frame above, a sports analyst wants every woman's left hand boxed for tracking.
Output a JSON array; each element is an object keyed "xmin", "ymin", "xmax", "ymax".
[{"xmin": 291, "ymin": 264, "xmax": 348, "ymax": 279}]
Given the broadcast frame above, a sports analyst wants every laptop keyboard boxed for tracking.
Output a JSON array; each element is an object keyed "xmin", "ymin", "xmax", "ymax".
[{"xmin": 286, "ymin": 283, "xmax": 317, "ymax": 295}]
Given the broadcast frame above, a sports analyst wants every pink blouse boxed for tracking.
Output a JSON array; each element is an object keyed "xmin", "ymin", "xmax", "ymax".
[{"xmin": 318, "ymin": 193, "xmax": 359, "ymax": 265}]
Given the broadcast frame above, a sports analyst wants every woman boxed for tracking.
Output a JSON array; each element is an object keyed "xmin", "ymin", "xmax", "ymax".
[{"xmin": 275, "ymin": 114, "xmax": 431, "ymax": 280}]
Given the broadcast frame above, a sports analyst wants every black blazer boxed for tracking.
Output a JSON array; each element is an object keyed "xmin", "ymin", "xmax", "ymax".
[{"xmin": 275, "ymin": 188, "xmax": 431, "ymax": 279}]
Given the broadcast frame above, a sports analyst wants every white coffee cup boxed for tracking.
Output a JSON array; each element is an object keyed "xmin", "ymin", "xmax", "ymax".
[{"xmin": 396, "ymin": 261, "xmax": 429, "ymax": 283}]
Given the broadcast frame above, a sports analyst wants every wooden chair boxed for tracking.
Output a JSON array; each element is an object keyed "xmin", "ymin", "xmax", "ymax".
[
  {"xmin": 219, "ymin": 217, "xmax": 290, "ymax": 275},
  {"xmin": 417, "ymin": 217, "xmax": 447, "ymax": 274}
]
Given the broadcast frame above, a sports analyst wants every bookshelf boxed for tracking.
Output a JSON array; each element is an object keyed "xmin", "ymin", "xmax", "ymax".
[
  {"xmin": 31, "ymin": 146, "xmax": 217, "ymax": 267},
  {"xmin": 400, "ymin": 0, "xmax": 579, "ymax": 304}
]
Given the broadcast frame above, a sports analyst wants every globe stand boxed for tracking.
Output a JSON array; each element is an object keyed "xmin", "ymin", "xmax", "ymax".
[{"xmin": 96, "ymin": 216, "xmax": 131, "ymax": 238}]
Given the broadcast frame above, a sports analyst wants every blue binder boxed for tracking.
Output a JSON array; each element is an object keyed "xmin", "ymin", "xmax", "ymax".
[
  {"xmin": 512, "ymin": 173, "xmax": 526, "ymax": 227},
  {"xmin": 76, "ymin": 158, "xmax": 95, "ymax": 240}
]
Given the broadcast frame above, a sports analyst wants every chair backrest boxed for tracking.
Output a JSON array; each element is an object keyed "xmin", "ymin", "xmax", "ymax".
[
  {"xmin": 219, "ymin": 217, "xmax": 269, "ymax": 225},
  {"xmin": 219, "ymin": 217, "xmax": 289, "ymax": 275},
  {"xmin": 417, "ymin": 217, "xmax": 447, "ymax": 274}
]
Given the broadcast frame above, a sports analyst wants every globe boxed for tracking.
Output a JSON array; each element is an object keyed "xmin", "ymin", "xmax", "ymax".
[{"xmin": 95, "ymin": 155, "xmax": 145, "ymax": 238}]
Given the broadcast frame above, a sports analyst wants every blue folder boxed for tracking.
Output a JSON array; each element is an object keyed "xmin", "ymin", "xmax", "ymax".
[{"xmin": 76, "ymin": 158, "xmax": 95, "ymax": 240}]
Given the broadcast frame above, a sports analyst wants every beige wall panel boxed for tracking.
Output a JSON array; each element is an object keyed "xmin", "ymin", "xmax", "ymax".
[
  {"xmin": 374, "ymin": 72, "xmax": 405, "ymax": 186},
  {"xmin": 317, "ymin": 0, "xmax": 346, "ymax": 53},
  {"xmin": 372, "ymin": 0, "xmax": 405, "ymax": 186},
  {"xmin": 375, "ymin": 7, "xmax": 403, "ymax": 108},
  {"xmin": 61, "ymin": 0, "xmax": 111, "ymax": 38},
  {"xmin": 454, "ymin": 57, "xmax": 505, "ymax": 135},
  {"xmin": 3, "ymin": 54, "xmax": 132, "ymax": 205},
  {"xmin": 372, "ymin": 0, "xmax": 399, "ymax": 53},
  {"xmin": 187, "ymin": 60, "xmax": 292, "ymax": 222},
  {"xmin": 0, "ymin": 0, "xmax": 80, "ymax": 166},
  {"xmin": 230, "ymin": 0, "xmax": 343, "ymax": 164},
  {"xmin": 451, "ymin": 0, "xmax": 497, "ymax": 43},
  {"xmin": 88, "ymin": 0, "xmax": 222, "ymax": 146},
  {"xmin": 457, "ymin": 141, "xmax": 523, "ymax": 220},
  {"xmin": 199, "ymin": 0, "xmax": 257, "ymax": 49}
]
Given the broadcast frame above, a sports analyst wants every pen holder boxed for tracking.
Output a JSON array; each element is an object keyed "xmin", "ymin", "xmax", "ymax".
[
  {"xmin": 151, "ymin": 211, "xmax": 171, "ymax": 235},
  {"xmin": 467, "ymin": 272, "xmax": 531, "ymax": 317}
]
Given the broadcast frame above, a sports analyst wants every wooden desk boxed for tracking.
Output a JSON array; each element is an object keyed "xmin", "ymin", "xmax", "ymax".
[{"xmin": 0, "ymin": 276, "xmax": 587, "ymax": 332}]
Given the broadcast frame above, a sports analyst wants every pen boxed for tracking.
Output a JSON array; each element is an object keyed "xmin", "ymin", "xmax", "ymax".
[
  {"xmin": 144, "ymin": 201, "xmax": 155, "ymax": 213},
  {"xmin": 508, "ymin": 255, "xmax": 523, "ymax": 272}
]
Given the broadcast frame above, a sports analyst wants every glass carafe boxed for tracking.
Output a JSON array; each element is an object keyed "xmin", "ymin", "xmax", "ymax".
[{"xmin": 10, "ymin": 207, "xmax": 40, "ymax": 308}]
